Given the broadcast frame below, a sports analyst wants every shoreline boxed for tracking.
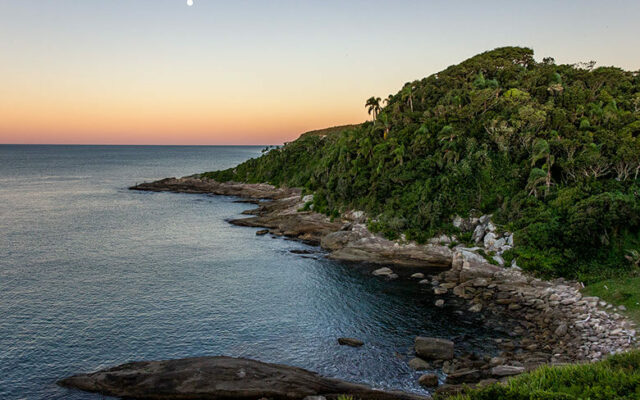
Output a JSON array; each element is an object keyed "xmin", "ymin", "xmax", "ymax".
[{"xmin": 129, "ymin": 176, "xmax": 637, "ymax": 395}]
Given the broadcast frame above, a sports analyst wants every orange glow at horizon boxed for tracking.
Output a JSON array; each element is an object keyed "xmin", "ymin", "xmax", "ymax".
[{"xmin": 0, "ymin": 75, "xmax": 367, "ymax": 145}]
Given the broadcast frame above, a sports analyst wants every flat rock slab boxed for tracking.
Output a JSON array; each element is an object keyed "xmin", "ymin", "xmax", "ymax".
[{"xmin": 58, "ymin": 356, "xmax": 429, "ymax": 400}]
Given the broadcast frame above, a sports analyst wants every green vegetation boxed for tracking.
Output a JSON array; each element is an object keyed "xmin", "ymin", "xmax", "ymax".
[
  {"xmin": 203, "ymin": 47, "xmax": 640, "ymax": 282},
  {"xmin": 444, "ymin": 350, "xmax": 640, "ymax": 400},
  {"xmin": 584, "ymin": 275, "xmax": 640, "ymax": 322}
]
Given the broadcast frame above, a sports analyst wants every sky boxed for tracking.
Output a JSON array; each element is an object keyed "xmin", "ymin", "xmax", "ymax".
[{"xmin": 1, "ymin": 0, "xmax": 639, "ymax": 145}]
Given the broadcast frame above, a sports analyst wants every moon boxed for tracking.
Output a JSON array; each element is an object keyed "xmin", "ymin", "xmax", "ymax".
[{"xmin": 187, "ymin": 0, "xmax": 193, "ymax": 6}]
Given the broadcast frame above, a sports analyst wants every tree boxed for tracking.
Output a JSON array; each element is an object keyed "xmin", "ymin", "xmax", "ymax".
[
  {"xmin": 375, "ymin": 112, "xmax": 391, "ymax": 139},
  {"xmin": 530, "ymin": 138, "xmax": 554, "ymax": 197},
  {"xmin": 365, "ymin": 97, "xmax": 381, "ymax": 121},
  {"xmin": 401, "ymin": 85, "xmax": 414, "ymax": 112}
]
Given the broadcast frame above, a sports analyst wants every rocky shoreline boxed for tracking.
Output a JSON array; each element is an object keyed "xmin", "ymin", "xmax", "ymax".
[{"xmin": 129, "ymin": 176, "xmax": 637, "ymax": 396}]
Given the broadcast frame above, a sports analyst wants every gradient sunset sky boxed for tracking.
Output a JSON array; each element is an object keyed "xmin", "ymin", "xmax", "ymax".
[{"xmin": 1, "ymin": 1, "xmax": 639, "ymax": 145}]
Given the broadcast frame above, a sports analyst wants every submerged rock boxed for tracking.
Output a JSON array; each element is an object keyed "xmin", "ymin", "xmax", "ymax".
[
  {"xmin": 58, "ymin": 356, "xmax": 428, "ymax": 400},
  {"xmin": 372, "ymin": 267, "xmax": 394, "ymax": 277},
  {"xmin": 338, "ymin": 337, "xmax": 364, "ymax": 347}
]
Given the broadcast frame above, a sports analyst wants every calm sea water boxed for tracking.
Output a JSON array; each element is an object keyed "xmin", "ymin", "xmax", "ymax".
[{"xmin": 0, "ymin": 145, "xmax": 496, "ymax": 399}]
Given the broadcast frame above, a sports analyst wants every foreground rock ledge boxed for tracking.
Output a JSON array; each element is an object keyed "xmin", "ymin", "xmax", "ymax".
[{"xmin": 58, "ymin": 356, "xmax": 429, "ymax": 400}]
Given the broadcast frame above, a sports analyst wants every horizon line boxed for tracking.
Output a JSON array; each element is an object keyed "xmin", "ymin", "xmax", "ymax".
[{"xmin": 0, "ymin": 143, "xmax": 282, "ymax": 146}]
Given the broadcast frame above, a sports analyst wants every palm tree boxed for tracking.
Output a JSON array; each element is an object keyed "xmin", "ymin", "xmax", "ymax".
[
  {"xmin": 401, "ymin": 85, "xmax": 414, "ymax": 112},
  {"xmin": 365, "ymin": 97, "xmax": 381, "ymax": 121},
  {"xmin": 375, "ymin": 112, "xmax": 391, "ymax": 139}
]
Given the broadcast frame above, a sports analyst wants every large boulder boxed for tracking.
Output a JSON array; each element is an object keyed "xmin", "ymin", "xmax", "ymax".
[
  {"xmin": 415, "ymin": 337, "xmax": 454, "ymax": 360},
  {"xmin": 58, "ymin": 356, "xmax": 428, "ymax": 400}
]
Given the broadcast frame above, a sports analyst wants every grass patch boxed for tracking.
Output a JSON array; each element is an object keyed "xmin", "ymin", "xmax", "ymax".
[
  {"xmin": 443, "ymin": 351, "xmax": 640, "ymax": 400},
  {"xmin": 584, "ymin": 274, "xmax": 640, "ymax": 323}
]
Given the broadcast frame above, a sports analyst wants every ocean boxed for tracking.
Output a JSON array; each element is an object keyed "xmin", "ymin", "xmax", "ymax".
[{"xmin": 0, "ymin": 145, "xmax": 495, "ymax": 399}]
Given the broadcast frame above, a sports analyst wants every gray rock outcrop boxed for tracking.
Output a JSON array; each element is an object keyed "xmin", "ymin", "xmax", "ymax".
[{"xmin": 58, "ymin": 356, "xmax": 428, "ymax": 400}]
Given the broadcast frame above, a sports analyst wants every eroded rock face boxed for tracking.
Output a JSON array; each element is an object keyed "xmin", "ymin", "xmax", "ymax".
[
  {"xmin": 328, "ymin": 237, "xmax": 452, "ymax": 269},
  {"xmin": 58, "ymin": 356, "xmax": 428, "ymax": 400}
]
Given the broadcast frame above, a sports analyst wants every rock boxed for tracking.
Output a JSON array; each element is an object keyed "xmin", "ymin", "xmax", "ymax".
[
  {"xmin": 453, "ymin": 216, "xmax": 464, "ymax": 229},
  {"xmin": 491, "ymin": 365, "xmax": 525, "ymax": 377},
  {"xmin": 477, "ymin": 378, "xmax": 499, "ymax": 387},
  {"xmin": 372, "ymin": 267, "xmax": 394, "ymax": 277},
  {"xmin": 469, "ymin": 303, "xmax": 483, "ymax": 313},
  {"xmin": 408, "ymin": 358, "xmax": 431, "ymax": 371},
  {"xmin": 492, "ymin": 238, "xmax": 506, "ymax": 251},
  {"xmin": 415, "ymin": 337, "xmax": 454, "ymax": 360},
  {"xmin": 343, "ymin": 210, "xmax": 365, "ymax": 223},
  {"xmin": 489, "ymin": 357, "xmax": 505, "ymax": 367},
  {"xmin": 430, "ymin": 234, "xmax": 452, "ymax": 245},
  {"xmin": 493, "ymin": 255, "xmax": 505, "ymax": 266},
  {"xmin": 434, "ymin": 287, "xmax": 448, "ymax": 295},
  {"xmin": 435, "ymin": 384, "xmax": 465, "ymax": 396},
  {"xmin": 418, "ymin": 279, "xmax": 430, "ymax": 285},
  {"xmin": 338, "ymin": 338, "xmax": 364, "ymax": 347},
  {"xmin": 619, "ymin": 305, "xmax": 627, "ymax": 311},
  {"xmin": 554, "ymin": 323, "xmax": 568, "ymax": 336},
  {"xmin": 329, "ymin": 237, "xmax": 453, "ymax": 269},
  {"xmin": 256, "ymin": 229, "xmax": 269, "ymax": 235},
  {"xmin": 418, "ymin": 373, "xmax": 439, "ymax": 387},
  {"xmin": 435, "ymin": 299, "xmax": 445, "ymax": 308},
  {"xmin": 445, "ymin": 369, "xmax": 482, "ymax": 384},
  {"xmin": 458, "ymin": 257, "xmax": 501, "ymax": 282},
  {"xmin": 411, "ymin": 273, "xmax": 425, "ymax": 279},
  {"xmin": 506, "ymin": 234, "xmax": 514, "ymax": 246},
  {"xmin": 388, "ymin": 273, "xmax": 399, "ymax": 280},
  {"xmin": 320, "ymin": 230, "xmax": 365, "ymax": 251},
  {"xmin": 472, "ymin": 224, "xmax": 486, "ymax": 243},
  {"xmin": 483, "ymin": 232, "xmax": 497, "ymax": 249},
  {"xmin": 303, "ymin": 396, "xmax": 326, "ymax": 400},
  {"xmin": 58, "ymin": 356, "xmax": 428, "ymax": 400}
]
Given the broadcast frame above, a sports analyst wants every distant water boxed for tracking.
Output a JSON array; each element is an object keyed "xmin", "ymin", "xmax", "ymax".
[{"xmin": 0, "ymin": 145, "xmax": 498, "ymax": 399}]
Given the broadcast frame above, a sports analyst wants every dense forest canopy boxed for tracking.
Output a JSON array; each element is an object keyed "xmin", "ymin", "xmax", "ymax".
[{"xmin": 204, "ymin": 47, "xmax": 640, "ymax": 281}]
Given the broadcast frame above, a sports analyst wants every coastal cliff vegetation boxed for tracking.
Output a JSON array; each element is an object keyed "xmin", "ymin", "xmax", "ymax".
[{"xmin": 203, "ymin": 47, "xmax": 640, "ymax": 282}]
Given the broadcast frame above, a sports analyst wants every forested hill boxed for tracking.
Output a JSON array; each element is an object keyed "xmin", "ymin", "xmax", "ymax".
[{"xmin": 204, "ymin": 47, "xmax": 640, "ymax": 281}]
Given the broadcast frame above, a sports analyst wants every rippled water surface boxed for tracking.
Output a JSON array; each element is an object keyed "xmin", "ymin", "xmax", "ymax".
[{"xmin": 0, "ymin": 145, "xmax": 498, "ymax": 399}]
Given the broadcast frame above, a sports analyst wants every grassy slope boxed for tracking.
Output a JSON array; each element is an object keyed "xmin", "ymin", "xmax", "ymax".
[
  {"xmin": 298, "ymin": 124, "xmax": 360, "ymax": 138},
  {"xmin": 584, "ymin": 276, "xmax": 640, "ymax": 322},
  {"xmin": 444, "ymin": 350, "xmax": 640, "ymax": 400}
]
